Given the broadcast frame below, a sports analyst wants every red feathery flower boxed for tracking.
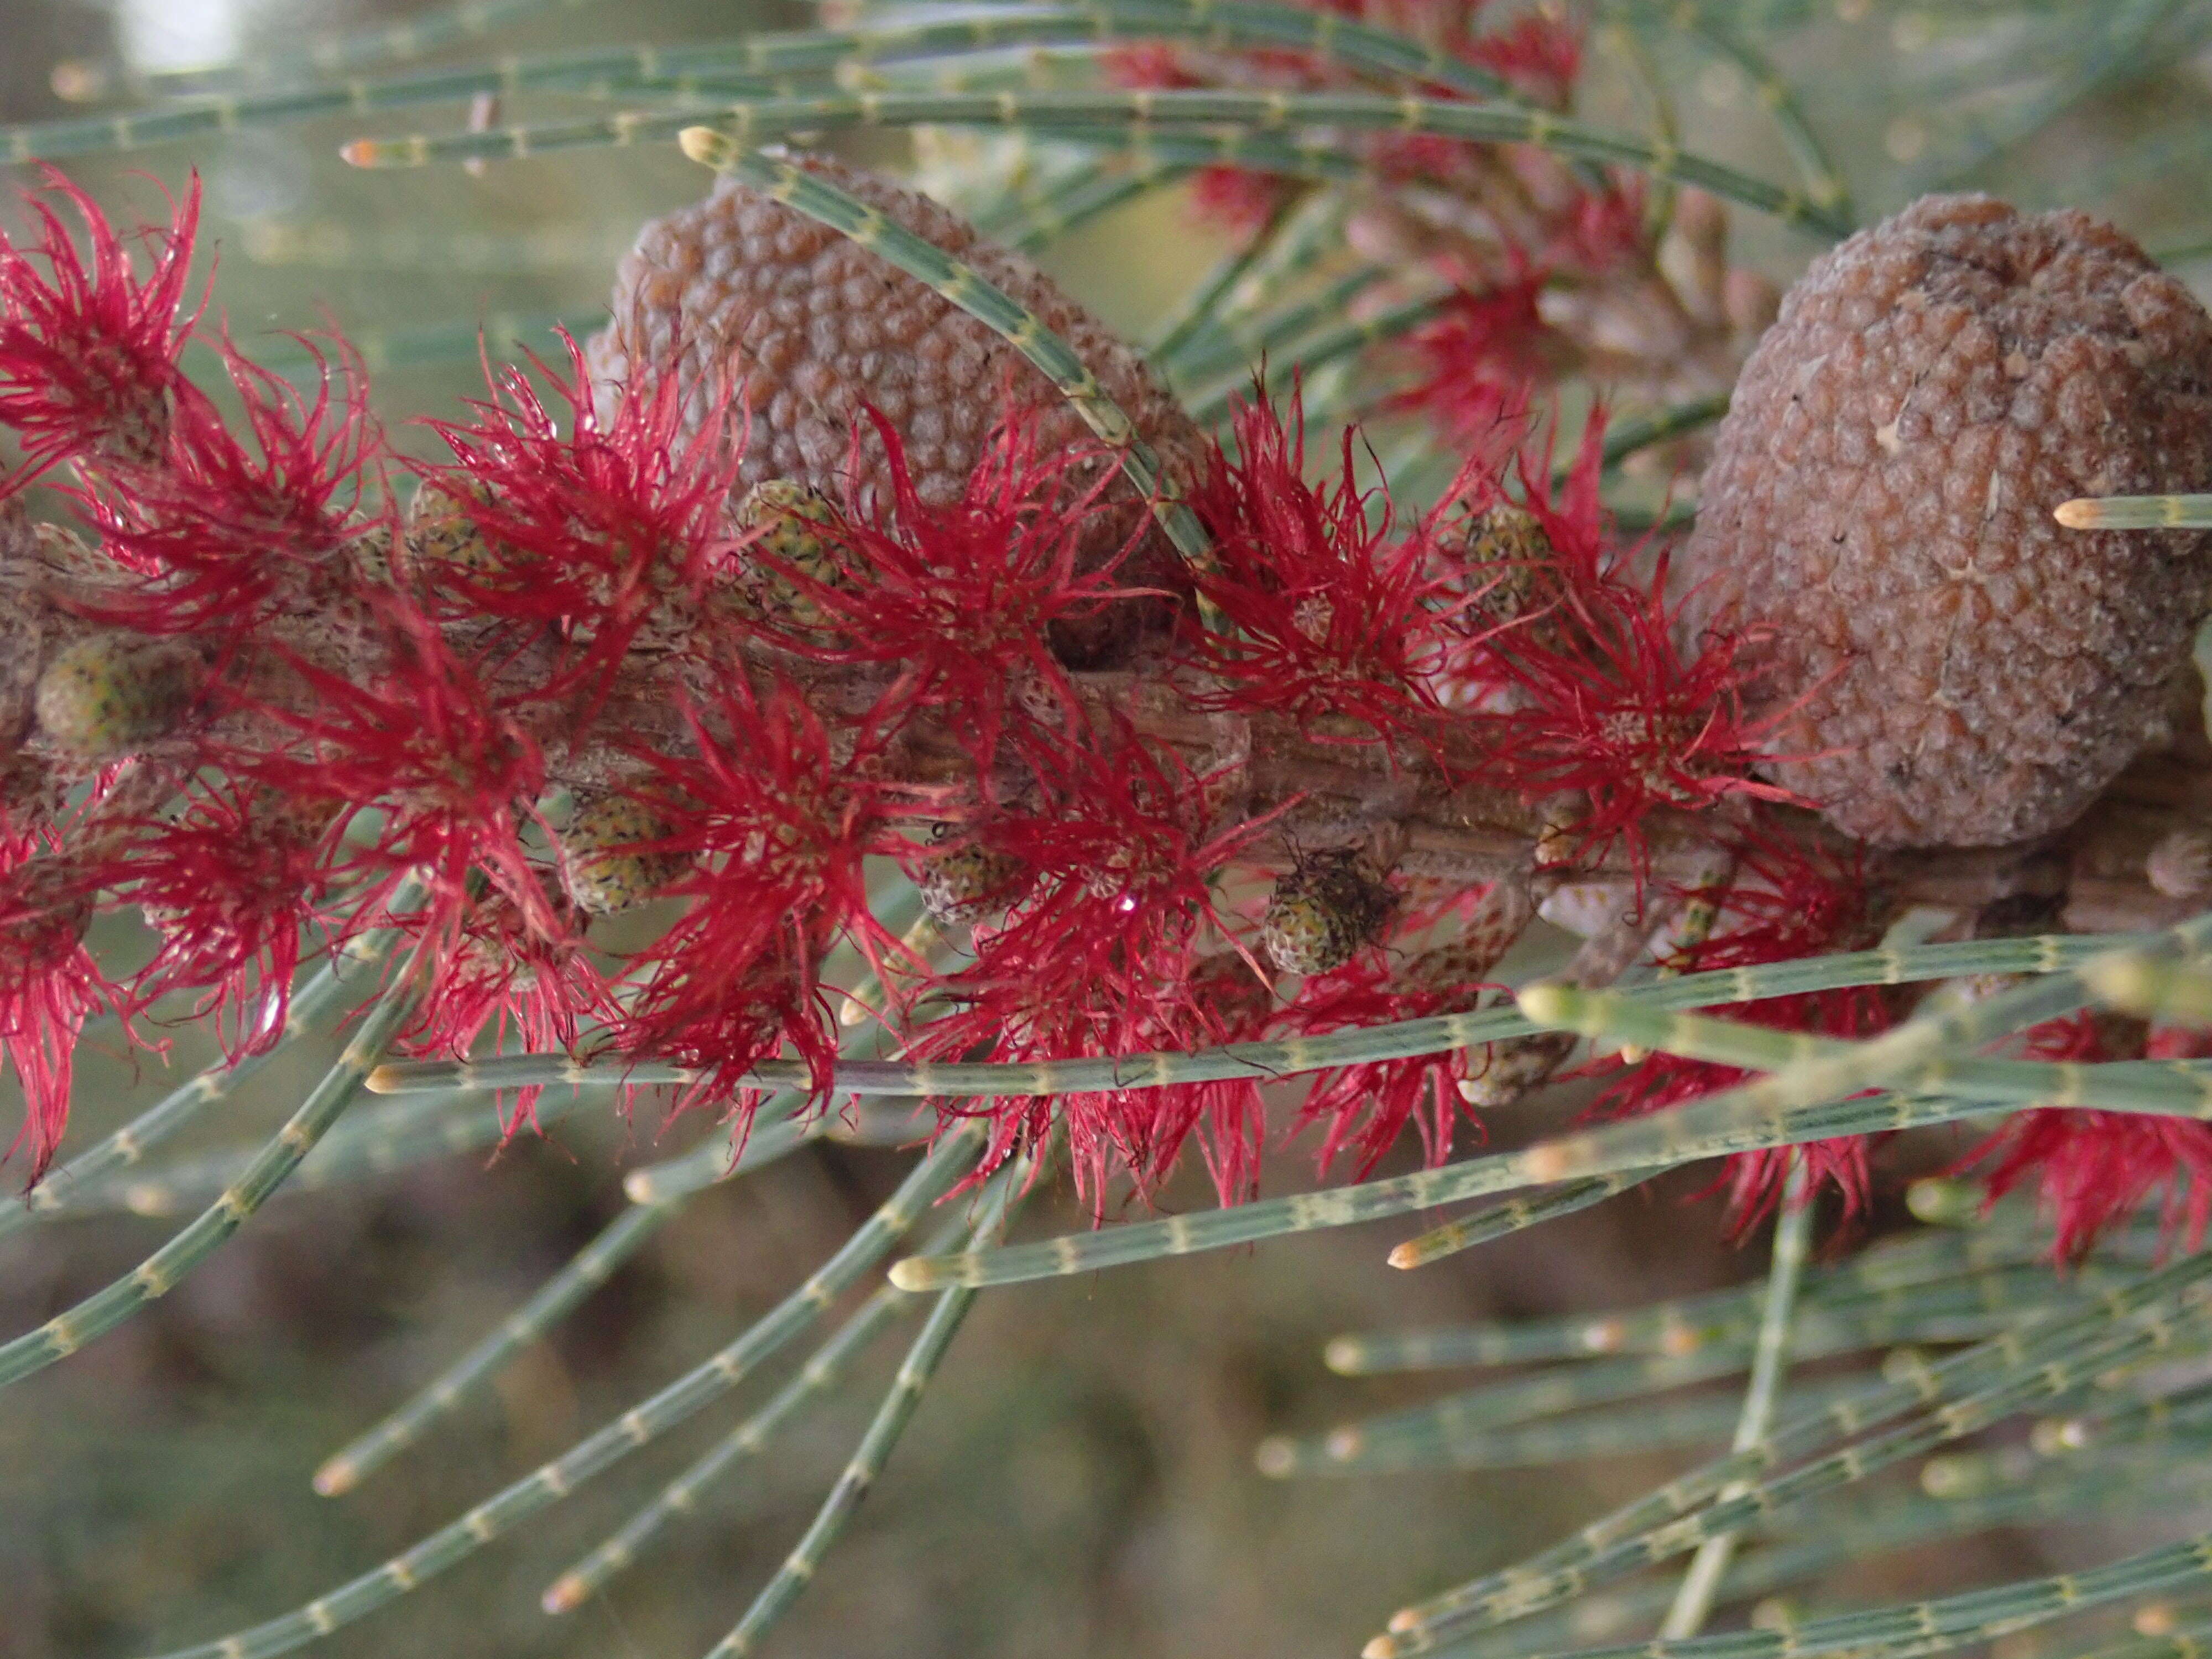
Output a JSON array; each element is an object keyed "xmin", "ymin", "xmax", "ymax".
[
  {"xmin": 125, "ymin": 779, "xmax": 340, "ymax": 1059},
  {"xmin": 746, "ymin": 408, "xmax": 1144, "ymax": 769},
  {"xmin": 1191, "ymin": 389, "xmax": 1465, "ymax": 751},
  {"xmin": 84, "ymin": 333, "xmax": 379, "ymax": 636},
  {"xmin": 1385, "ymin": 281, "xmax": 1552, "ymax": 461},
  {"xmin": 1189, "ymin": 167, "xmax": 1296, "ymax": 237},
  {"xmin": 240, "ymin": 604, "xmax": 548, "ymax": 938},
  {"xmin": 1966, "ymin": 1014, "xmax": 2212, "ymax": 1259},
  {"xmin": 1465, "ymin": 10, "xmax": 1583, "ymax": 100},
  {"xmin": 607, "ymin": 680, "xmax": 886, "ymax": 1113},
  {"xmin": 1585, "ymin": 834, "xmax": 1891, "ymax": 1232},
  {"xmin": 914, "ymin": 732, "xmax": 1277, "ymax": 1201},
  {"xmin": 1, "ymin": 834, "xmax": 134, "ymax": 1185},
  {"xmin": 419, "ymin": 330, "xmax": 740, "ymax": 700},
  {"xmin": 0, "ymin": 168, "xmax": 202, "ymax": 486},
  {"xmin": 400, "ymin": 880, "xmax": 617, "ymax": 1133},
  {"xmin": 1284, "ymin": 973, "xmax": 1477, "ymax": 1178},
  {"xmin": 1458, "ymin": 419, "xmax": 1796, "ymax": 864}
]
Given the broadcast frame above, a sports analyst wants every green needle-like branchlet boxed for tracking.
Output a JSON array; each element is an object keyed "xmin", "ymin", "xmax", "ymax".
[
  {"xmin": 2057, "ymin": 494, "xmax": 2212, "ymax": 530},
  {"xmin": 138, "ymin": 1123, "xmax": 986, "ymax": 1659},
  {"xmin": 1661, "ymin": 1156, "xmax": 1813, "ymax": 1639},
  {"xmin": 1387, "ymin": 1170, "xmax": 1666, "ymax": 1269},
  {"xmin": 1378, "ymin": 1253, "xmax": 2212, "ymax": 1654},
  {"xmin": 11, "ymin": 0, "xmax": 1519, "ymax": 161},
  {"xmin": 702, "ymin": 1164, "xmax": 1026, "ymax": 1656},
  {"xmin": 0, "ymin": 940, "xmax": 427, "ymax": 1391},
  {"xmin": 539, "ymin": 1204, "xmax": 980, "ymax": 1613},
  {"xmin": 367, "ymin": 931, "xmax": 2152, "ymax": 1103},
  {"xmin": 310, "ymin": 1112, "xmax": 830, "ymax": 1496},
  {"xmin": 337, "ymin": 86, "xmax": 1854, "ymax": 238},
  {"xmin": 0, "ymin": 900, "xmax": 414, "ymax": 1240}
]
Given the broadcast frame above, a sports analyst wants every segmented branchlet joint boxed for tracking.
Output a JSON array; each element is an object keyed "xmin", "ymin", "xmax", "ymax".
[
  {"xmin": 558, "ymin": 791, "xmax": 691, "ymax": 916},
  {"xmin": 32, "ymin": 633, "xmax": 204, "ymax": 760},
  {"xmin": 400, "ymin": 474, "xmax": 504, "ymax": 582},
  {"xmin": 1260, "ymin": 846, "xmax": 1399, "ymax": 975},
  {"xmin": 733, "ymin": 477, "xmax": 849, "ymax": 629},
  {"xmin": 915, "ymin": 834, "xmax": 1031, "ymax": 932}
]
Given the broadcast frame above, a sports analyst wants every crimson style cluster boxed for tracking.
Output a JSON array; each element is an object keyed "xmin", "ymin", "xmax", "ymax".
[{"xmin": 4, "ymin": 145, "xmax": 2211, "ymax": 1254}]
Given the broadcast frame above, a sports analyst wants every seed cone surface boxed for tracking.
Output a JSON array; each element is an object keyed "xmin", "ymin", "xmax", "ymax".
[
  {"xmin": 589, "ymin": 152, "xmax": 1202, "ymax": 665},
  {"xmin": 1682, "ymin": 193, "xmax": 2212, "ymax": 848}
]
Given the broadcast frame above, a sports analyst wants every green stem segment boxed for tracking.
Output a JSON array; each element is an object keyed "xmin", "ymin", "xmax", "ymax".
[
  {"xmin": 142, "ymin": 1123, "xmax": 985, "ymax": 1659},
  {"xmin": 1660, "ymin": 1154, "xmax": 1813, "ymax": 1639},
  {"xmin": 336, "ymin": 86, "xmax": 1854, "ymax": 239},
  {"xmin": 703, "ymin": 1163, "xmax": 1026, "ymax": 1656},
  {"xmin": 0, "ymin": 940, "xmax": 428, "ymax": 1391},
  {"xmin": 311, "ymin": 1111, "xmax": 832, "ymax": 1495},
  {"xmin": 364, "ymin": 931, "xmax": 2157, "ymax": 1103}
]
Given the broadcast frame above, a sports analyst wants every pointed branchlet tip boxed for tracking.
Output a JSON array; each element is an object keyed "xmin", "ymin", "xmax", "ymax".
[
  {"xmin": 311, "ymin": 1455, "xmax": 358, "ymax": 1498},
  {"xmin": 1513, "ymin": 980, "xmax": 1572, "ymax": 1029},
  {"xmin": 678, "ymin": 126, "xmax": 733, "ymax": 170},
  {"xmin": 1253, "ymin": 1437, "xmax": 1297, "ymax": 1478},
  {"xmin": 1385, "ymin": 1237, "xmax": 1434, "ymax": 1271},
  {"xmin": 338, "ymin": 138, "xmax": 377, "ymax": 168},
  {"xmin": 542, "ymin": 1575, "xmax": 590, "ymax": 1616},
  {"xmin": 1904, "ymin": 1175, "xmax": 1983, "ymax": 1228},
  {"xmin": 1322, "ymin": 1336, "xmax": 1366, "ymax": 1374},
  {"xmin": 886, "ymin": 1257, "xmax": 932, "ymax": 1292},
  {"xmin": 49, "ymin": 59, "xmax": 113, "ymax": 101},
  {"xmin": 621, "ymin": 1168, "xmax": 660, "ymax": 1205},
  {"xmin": 1364, "ymin": 1634, "xmax": 1405, "ymax": 1659},
  {"xmin": 363, "ymin": 1064, "xmax": 403, "ymax": 1094},
  {"xmin": 1519, "ymin": 1138, "xmax": 1578, "ymax": 1184},
  {"xmin": 2054, "ymin": 494, "xmax": 2212, "ymax": 530}
]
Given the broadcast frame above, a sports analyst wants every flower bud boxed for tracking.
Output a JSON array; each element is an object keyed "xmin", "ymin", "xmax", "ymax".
[
  {"xmin": 1260, "ymin": 848, "xmax": 1397, "ymax": 974},
  {"xmin": 558, "ymin": 792, "xmax": 690, "ymax": 916},
  {"xmin": 1453, "ymin": 502, "xmax": 1555, "ymax": 625},
  {"xmin": 733, "ymin": 478, "xmax": 849, "ymax": 628},
  {"xmin": 916, "ymin": 837, "xmax": 1030, "ymax": 929},
  {"xmin": 34, "ymin": 634, "xmax": 202, "ymax": 759}
]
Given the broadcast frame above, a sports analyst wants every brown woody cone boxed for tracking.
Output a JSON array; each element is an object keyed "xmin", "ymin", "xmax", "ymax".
[
  {"xmin": 1682, "ymin": 194, "xmax": 2212, "ymax": 848},
  {"xmin": 589, "ymin": 152, "xmax": 1204, "ymax": 666}
]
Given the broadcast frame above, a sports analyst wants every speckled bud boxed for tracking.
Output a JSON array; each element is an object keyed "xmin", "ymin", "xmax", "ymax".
[
  {"xmin": 916, "ymin": 838, "xmax": 1030, "ymax": 928},
  {"xmin": 401, "ymin": 476, "xmax": 502, "ymax": 583},
  {"xmin": 734, "ymin": 478, "xmax": 849, "ymax": 627},
  {"xmin": 1682, "ymin": 194, "xmax": 2212, "ymax": 847},
  {"xmin": 34, "ymin": 634, "xmax": 202, "ymax": 759},
  {"xmin": 589, "ymin": 152, "xmax": 1203, "ymax": 667},
  {"xmin": 1259, "ymin": 848, "xmax": 1398, "ymax": 974},
  {"xmin": 1452, "ymin": 502, "xmax": 1554, "ymax": 625},
  {"xmin": 559, "ymin": 794, "xmax": 691, "ymax": 916}
]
